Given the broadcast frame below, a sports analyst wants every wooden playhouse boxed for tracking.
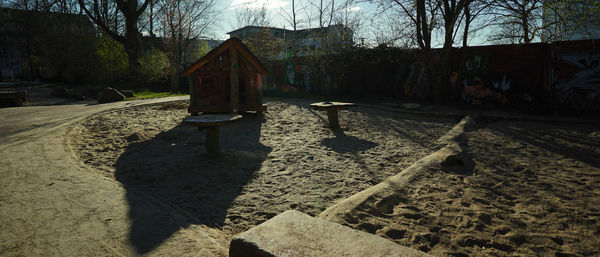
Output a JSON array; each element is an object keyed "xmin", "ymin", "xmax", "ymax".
[{"xmin": 183, "ymin": 38, "xmax": 269, "ymax": 115}]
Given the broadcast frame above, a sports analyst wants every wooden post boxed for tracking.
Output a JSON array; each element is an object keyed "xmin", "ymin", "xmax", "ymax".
[
  {"xmin": 230, "ymin": 47, "xmax": 239, "ymax": 113},
  {"xmin": 188, "ymin": 74, "xmax": 197, "ymax": 115},
  {"xmin": 327, "ymin": 110, "xmax": 339, "ymax": 128},
  {"xmin": 256, "ymin": 73, "xmax": 263, "ymax": 106},
  {"xmin": 205, "ymin": 126, "xmax": 220, "ymax": 158}
]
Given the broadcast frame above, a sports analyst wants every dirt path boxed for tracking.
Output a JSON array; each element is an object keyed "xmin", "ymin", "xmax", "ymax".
[{"xmin": 0, "ymin": 96, "xmax": 230, "ymax": 256}]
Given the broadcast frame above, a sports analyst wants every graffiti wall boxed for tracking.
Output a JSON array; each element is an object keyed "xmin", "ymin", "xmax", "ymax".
[
  {"xmin": 265, "ymin": 58, "xmax": 312, "ymax": 93},
  {"xmin": 261, "ymin": 39, "xmax": 599, "ymax": 111},
  {"xmin": 454, "ymin": 43, "xmax": 549, "ymax": 108},
  {"xmin": 455, "ymin": 39, "xmax": 599, "ymax": 110},
  {"xmin": 551, "ymin": 40, "xmax": 600, "ymax": 111},
  {"xmin": 261, "ymin": 46, "xmax": 419, "ymax": 99},
  {"xmin": 458, "ymin": 53, "xmax": 510, "ymax": 105}
]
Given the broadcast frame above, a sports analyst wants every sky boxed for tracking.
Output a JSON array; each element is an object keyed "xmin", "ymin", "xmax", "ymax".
[
  {"xmin": 212, "ymin": 0, "xmax": 490, "ymax": 47},
  {"xmin": 0, "ymin": 0, "xmax": 491, "ymax": 47},
  {"xmin": 212, "ymin": 0, "xmax": 373, "ymax": 40}
]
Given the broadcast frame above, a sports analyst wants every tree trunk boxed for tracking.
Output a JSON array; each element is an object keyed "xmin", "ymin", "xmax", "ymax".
[
  {"xmin": 522, "ymin": 4, "xmax": 531, "ymax": 43},
  {"xmin": 125, "ymin": 18, "xmax": 140, "ymax": 69},
  {"xmin": 78, "ymin": 0, "xmax": 152, "ymax": 75},
  {"xmin": 124, "ymin": 0, "xmax": 140, "ymax": 70},
  {"xmin": 463, "ymin": 3, "xmax": 470, "ymax": 47},
  {"xmin": 170, "ymin": 44, "xmax": 183, "ymax": 93},
  {"xmin": 149, "ymin": 0, "xmax": 155, "ymax": 37},
  {"xmin": 416, "ymin": 0, "xmax": 430, "ymax": 50},
  {"xmin": 25, "ymin": 37, "xmax": 34, "ymax": 81},
  {"xmin": 170, "ymin": 65, "xmax": 179, "ymax": 93},
  {"xmin": 415, "ymin": 0, "xmax": 433, "ymax": 100}
]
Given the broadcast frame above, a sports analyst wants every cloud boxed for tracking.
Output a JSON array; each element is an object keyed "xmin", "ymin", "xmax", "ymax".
[
  {"xmin": 345, "ymin": 5, "xmax": 362, "ymax": 12},
  {"xmin": 230, "ymin": 0, "xmax": 288, "ymax": 10}
]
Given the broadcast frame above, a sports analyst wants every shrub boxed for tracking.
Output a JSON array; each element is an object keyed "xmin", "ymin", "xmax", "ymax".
[
  {"xmin": 96, "ymin": 34, "xmax": 128, "ymax": 82},
  {"xmin": 139, "ymin": 48, "xmax": 169, "ymax": 82}
]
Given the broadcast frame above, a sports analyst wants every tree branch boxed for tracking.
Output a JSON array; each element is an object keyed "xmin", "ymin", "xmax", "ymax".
[{"xmin": 77, "ymin": 0, "xmax": 124, "ymax": 43}]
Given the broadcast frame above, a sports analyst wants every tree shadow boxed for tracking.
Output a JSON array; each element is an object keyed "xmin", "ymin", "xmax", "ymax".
[
  {"xmin": 114, "ymin": 115, "xmax": 270, "ymax": 254},
  {"xmin": 278, "ymin": 99, "xmax": 455, "ymax": 151},
  {"xmin": 489, "ymin": 122, "xmax": 600, "ymax": 169},
  {"xmin": 320, "ymin": 128, "xmax": 378, "ymax": 153},
  {"xmin": 440, "ymin": 150, "xmax": 476, "ymax": 176},
  {"xmin": 343, "ymin": 106, "xmax": 459, "ymax": 150}
]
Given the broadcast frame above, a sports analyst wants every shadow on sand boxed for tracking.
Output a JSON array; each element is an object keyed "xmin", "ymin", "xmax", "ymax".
[
  {"xmin": 484, "ymin": 121, "xmax": 600, "ymax": 169},
  {"xmin": 321, "ymin": 128, "xmax": 378, "ymax": 153},
  {"xmin": 114, "ymin": 115, "xmax": 270, "ymax": 254}
]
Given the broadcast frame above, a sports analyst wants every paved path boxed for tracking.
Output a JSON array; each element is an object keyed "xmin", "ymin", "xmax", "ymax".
[{"xmin": 0, "ymin": 96, "xmax": 228, "ymax": 256}]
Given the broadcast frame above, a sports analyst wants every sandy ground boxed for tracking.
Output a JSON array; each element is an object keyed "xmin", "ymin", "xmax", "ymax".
[
  {"xmin": 8, "ymin": 95, "xmax": 597, "ymax": 256},
  {"xmin": 329, "ymin": 119, "xmax": 600, "ymax": 257},
  {"xmin": 67, "ymin": 98, "xmax": 455, "ymax": 252}
]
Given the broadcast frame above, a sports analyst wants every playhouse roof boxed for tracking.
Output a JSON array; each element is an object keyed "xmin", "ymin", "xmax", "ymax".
[{"xmin": 183, "ymin": 37, "xmax": 269, "ymax": 76}]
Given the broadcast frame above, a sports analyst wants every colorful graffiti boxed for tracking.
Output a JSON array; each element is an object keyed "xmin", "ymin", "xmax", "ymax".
[
  {"xmin": 553, "ymin": 51, "xmax": 600, "ymax": 110},
  {"xmin": 274, "ymin": 61, "xmax": 313, "ymax": 92},
  {"xmin": 285, "ymin": 62, "xmax": 295, "ymax": 85},
  {"xmin": 459, "ymin": 54, "xmax": 511, "ymax": 105},
  {"xmin": 402, "ymin": 62, "xmax": 426, "ymax": 98}
]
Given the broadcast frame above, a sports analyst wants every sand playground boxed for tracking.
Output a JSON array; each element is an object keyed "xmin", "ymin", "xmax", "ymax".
[{"xmin": 67, "ymin": 98, "xmax": 600, "ymax": 256}]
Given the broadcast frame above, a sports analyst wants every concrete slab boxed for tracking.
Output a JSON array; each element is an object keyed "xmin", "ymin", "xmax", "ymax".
[{"xmin": 229, "ymin": 210, "xmax": 432, "ymax": 257}]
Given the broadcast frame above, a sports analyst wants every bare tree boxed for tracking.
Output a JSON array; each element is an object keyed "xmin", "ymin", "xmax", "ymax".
[
  {"xmin": 77, "ymin": 0, "xmax": 152, "ymax": 69},
  {"xmin": 244, "ymin": 29, "xmax": 288, "ymax": 60},
  {"xmin": 53, "ymin": 0, "xmax": 81, "ymax": 14},
  {"xmin": 390, "ymin": 0, "xmax": 442, "ymax": 51},
  {"xmin": 460, "ymin": 0, "xmax": 494, "ymax": 47},
  {"xmin": 437, "ymin": 0, "xmax": 475, "ymax": 102},
  {"xmin": 441, "ymin": 0, "xmax": 472, "ymax": 49},
  {"xmin": 324, "ymin": 0, "xmax": 362, "ymax": 51},
  {"xmin": 147, "ymin": 0, "xmax": 156, "ymax": 36},
  {"xmin": 390, "ymin": 0, "xmax": 476, "ymax": 102},
  {"xmin": 7, "ymin": 0, "xmax": 48, "ymax": 11},
  {"xmin": 371, "ymin": 9, "xmax": 414, "ymax": 47},
  {"xmin": 305, "ymin": 0, "xmax": 334, "ymax": 28},
  {"xmin": 389, "ymin": 0, "xmax": 441, "ymax": 100},
  {"xmin": 542, "ymin": 0, "xmax": 600, "ymax": 42},
  {"xmin": 369, "ymin": 2, "xmax": 415, "ymax": 47},
  {"xmin": 158, "ymin": 0, "xmax": 216, "ymax": 92},
  {"xmin": 8, "ymin": 0, "xmax": 81, "ymax": 13},
  {"xmin": 234, "ymin": 5, "xmax": 271, "ymax": 28},
  {"xmin": 488, "ymin": 0, "xmax": 544, "ymax": 44},
  {"xmin": 138, "ymin": 0, "xmax": 163, "ymax": 38},
  {"xmin": 228, "ymin": 4, "xmax": 285, "ymax": 60},
  {"xmin": 279, "ymin": 0, "xmax": 307, "ymax": 57},
  {"xmin": 280, "ymin": 0, "xmax": 305, "ymax": 31}
]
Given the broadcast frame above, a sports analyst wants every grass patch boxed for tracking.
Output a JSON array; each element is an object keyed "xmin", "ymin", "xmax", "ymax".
[{"xmin": 125, "ymin": 89, "xmax": 187, "ymax": 100}]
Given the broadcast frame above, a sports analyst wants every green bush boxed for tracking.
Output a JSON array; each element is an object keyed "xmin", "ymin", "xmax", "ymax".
[
  {"xmin": 183, "ymin": 40, "xmax": 211, "ymax": 66},
  {"xmin": 96, "ymin": 34, "xmax": 128, "ymax": 81},
  {"xmin": 139, "ymin": 48, "xmax": 169, "ymax": 82}
]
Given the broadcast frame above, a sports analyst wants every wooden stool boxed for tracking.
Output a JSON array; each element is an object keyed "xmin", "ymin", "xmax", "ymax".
[
  {"xmin": 184, "ymin": 114, "xmax": 242, "ymax": 157},
  {"xmin": 310, "ymin": 102, "xmax": 357, "ymax": 128}
]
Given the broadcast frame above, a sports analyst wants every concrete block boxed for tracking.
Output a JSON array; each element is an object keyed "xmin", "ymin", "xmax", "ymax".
[{"xmin": 229, "ymin": 210, "xmax": 432, "ymax": 257}]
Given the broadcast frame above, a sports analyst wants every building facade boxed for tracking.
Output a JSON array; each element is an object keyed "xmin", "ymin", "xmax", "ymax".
[{"xmin": 227, "ymin": 25, "xmax": 353, "ymax": 60}]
